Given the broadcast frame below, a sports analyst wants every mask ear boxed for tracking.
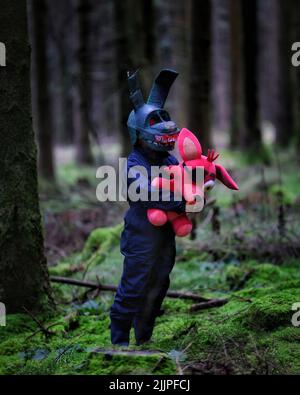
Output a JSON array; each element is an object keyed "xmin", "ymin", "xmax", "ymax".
[
  {"xmin": 178, "ymin": 128, "xmax": 202, "ymax": 161},
  {"xmin": 215, "ymin": 164, "xmax": 239, "ymax": 190}
]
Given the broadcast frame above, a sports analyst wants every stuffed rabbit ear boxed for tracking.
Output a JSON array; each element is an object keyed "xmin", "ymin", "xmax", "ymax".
[
  {"xmin": 178, "ymin": 128, "xmax": 202, "ymax": 161},
  {"xmin": 215, "ymin": 164, "xmax": 239, "ymax": 190}
]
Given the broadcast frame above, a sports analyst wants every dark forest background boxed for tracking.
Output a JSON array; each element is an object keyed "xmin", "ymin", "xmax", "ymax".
[{"xmin": 29, "ymin": 0, "xmax": 300, "ymax": 180}]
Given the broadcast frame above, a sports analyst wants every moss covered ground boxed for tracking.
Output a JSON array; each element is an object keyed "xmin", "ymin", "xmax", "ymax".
[
  {"xmin": 1, "ymin": 223, "xmax": 300, "ymax": 375},
  {"xmin": 1, "ymin": 148, "xmax": 300, "ymax": 375}
]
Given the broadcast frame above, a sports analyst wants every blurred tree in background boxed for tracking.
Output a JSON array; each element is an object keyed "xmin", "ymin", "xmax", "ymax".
[
  {"xmin": 290, "ymin": 0, "xmax": 300, "ymax": 149},
  {"xmin": 74, "ymin": 0, "xmax": 94, "ymax": 165},
  {"xmin": 114, "ymin": 0, "xmax": 155, "ymax": 156},
  {"xmin": 188, "ymin": 0, "xmax": 212, "ymax": 151},
  {"xmin": 241, "ymin": 0, "xmax": 262, "ymax": 151},
  {"xmin": 25, "ymin": 0, "xmax": 299, "ymax": 171},
  {"xmin": 229, "ymin": 0, "xmax": 245, "ymax": 148},
  {"xmin": 29, "ymin": 0, "xmax": 56, "ymax": 181}
]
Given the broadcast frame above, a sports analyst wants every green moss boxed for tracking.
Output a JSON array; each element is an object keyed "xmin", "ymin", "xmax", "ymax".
[
  {"xmin": 224, "ymin": 262, "xmax": 300, "ymax": 295},
  {"xmin": 1, "ymin": 278, "xmax": 299, "ymax": 375},
  {"xmin": 49, "ymin": 262, "xmax": 75, "ymax": 277},
  {"xmin": 246, "ymin": 263, "xmax": 290, "ymax": 287},
  {"xmin": 0, "ymin": 309, "xmax": 179, "ymax": 375},
  {"xmin": 74, "ymin": 224, "xmax": 124, "ymax": 273},
  {"xmin": 224, "ymin": 264, "xmax": 255, "ymax": 290},
  {"xmin": 1, "ymin": 223, "xmax": 300, "ymax": 375},
  {"xmin": 82, "ymin": 224, "xmax": 123, "ymax": 260},
  {"xmin": 57, "ymin": 162, "xmax": 97, "ymax": 188},
  {"xmin": 0, "ymin": 314, "xmax": 36, "ymax": 339},
  {"xmin": 271, "ymin": 326, "xmax": 300, "ymax": 342},
  {"xmin": 49, "ymin": 223, "xmax": 124, "ymax": 302},
  {"xmin": 0, "ymin": 338, "xmax": 27, "ymax": 356},
  {"xmin": 162, "ymin": 298, "xmax": 193, "ymax": 313},
  {"xmin": 85, "ymin": 353, "xmax": 176, "ymax": 375},
  {"xmin": 242, "ymin": 289, "xmax": 300, "ymax": 330},
  {"xmin": 0, "ymin": 356, "xmax": 25, "ymax": 375}
]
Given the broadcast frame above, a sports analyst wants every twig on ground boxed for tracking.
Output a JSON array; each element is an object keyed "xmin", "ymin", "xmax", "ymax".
[
  {"xmin": 50, "ymin": 276, "xmax": 210, "ymax": 302},
  {"xmin": 175, "ymin": 355, "xmax": 184, "ymax": 375},
  {"xmin": 152, "ymin": 356, "xmax": 167, "ymax": 373},
  {"xmin": 190, "ymin": 298, "xmax": 228, "ymax": 312},
  {"xmin": 91, "ymin": 349, "xmax": 165, "ymax": 357},
  {"xmin": 23, "ymin": 306, "xmax": 57, "ymax": 339}
]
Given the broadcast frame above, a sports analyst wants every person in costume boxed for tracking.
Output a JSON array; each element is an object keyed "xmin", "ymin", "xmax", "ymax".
[{"xmin": 109, "ymin": 69, "xmax": 186, "ymax": 346}]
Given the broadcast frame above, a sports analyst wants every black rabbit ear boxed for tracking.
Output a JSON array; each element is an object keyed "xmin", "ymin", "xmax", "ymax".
[
  {"xmin": 147, "ymin": 69, "xmax": 179, "ymax": 108},
  {"xmin": 127, "ymin": 70, "xmax": 144, "ymax": 111}
]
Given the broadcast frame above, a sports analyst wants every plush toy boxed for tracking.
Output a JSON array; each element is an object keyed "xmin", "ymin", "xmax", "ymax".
[{"xmin": 147, "ymin": 128, "xmax": 239, "ymax": 237}]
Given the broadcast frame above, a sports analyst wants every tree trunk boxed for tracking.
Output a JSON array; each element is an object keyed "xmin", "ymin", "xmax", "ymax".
[
  {"xmin": 212, "ymin": 0, "xmax": 231, "ymax": 135},
  {"xmin": 74, "ymin": 0, "xmax": 93, "ymax": 165},
  {"xmin": 229, "ymin": 0, "xmax": 246, "ymax": 148},
  {"xmin": 154, "ymin": 0, "xmax": 189, "ymax": 128},
  {"xmin": 257, "ymin": 0, "xmax": 280, "ymax": 143},
  {"xmin": 188, "ymin": 0, "xmax": 212, "ymax": 151},
  {"xmin": 0, "ymin": 0, "xmax": 53, "ymax": 313},
  {"xmin": 88, "ymin": 0, "xmax": 117, "ymax": 148},
  {"xmin": 290, "ymin": 0, "xmax": 300, "ymax": 149},
  {"xmin": 114, "ymin": 0, "xmax": 133, "ymax": 157},
  {"xmin": 29, "ymin": 0, "xmax": 55, "ymax": 181},
  {"xmin": 276, "ymin": 0, "xmax": 293, "ymax": 146},
  {"xmin": 47, "ymin": 0, "xmax": 76, "ymax": 145},
  {"xmin": 114, "ymin": 0, "xmax": 154, "ymax": 157},
  {"xmin": 241, "ymin": 0, "xmax": 262, "ymax": 150}
]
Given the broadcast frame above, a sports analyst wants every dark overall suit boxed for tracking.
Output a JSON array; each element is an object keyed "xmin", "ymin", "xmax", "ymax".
[{"xmin": 110, "ymin": 146, "xmax": 185, "ymax": 345}]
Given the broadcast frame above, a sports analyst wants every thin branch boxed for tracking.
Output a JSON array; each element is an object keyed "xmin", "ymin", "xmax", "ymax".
[
  {"xmin": 50, "ymin": 276, "xmax": 210, "ymax": 302},
  {"xmin": 190, "ymin": 298, "xmax": 228, "ymax": 312},
  {"xmin": 22, "ymin": 306, "xmax": 55, "ymax": 338}
]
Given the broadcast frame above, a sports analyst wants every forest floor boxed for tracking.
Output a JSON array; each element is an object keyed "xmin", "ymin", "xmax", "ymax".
[{"xmin": 1, "ymin": 146, "xmax": 300, "ymax": 375}]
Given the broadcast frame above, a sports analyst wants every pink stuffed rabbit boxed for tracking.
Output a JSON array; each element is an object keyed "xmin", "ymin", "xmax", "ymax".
[{"xmin": 147, "ymin": 128, "xmax": 239, "ymax": 237}]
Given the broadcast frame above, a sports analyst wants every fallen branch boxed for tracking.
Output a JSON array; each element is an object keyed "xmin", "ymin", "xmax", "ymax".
[
  {"xmin": 23, "ymin": 306, "xmax": 56, "ymax": 339},
  {"xmin": 91, "ymin": 349, "xmax": 165, "ymax": 358},
  {"xmin": 190, "ymin": 298, "xmax": 228, "ymax": 312},
  {"xmin": 50, "ymin": 276, "xmax": 209, "ymax": 302}
]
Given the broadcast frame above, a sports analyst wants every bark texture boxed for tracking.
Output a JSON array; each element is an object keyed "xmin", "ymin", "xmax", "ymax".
[
  {"xmin": 241, "ymin": 0, "xmax": 262, "ymax": 149},
  {"xmin": 0, "ymin": 0, "xmax": 53, "ymax": 313},
  {"xmin": 29, "ymin": 0, "xmax": 55, "ymax": 180},
  {"xmin": 74, "ymin": 0, "xmax": 93, "ymax": 165}
]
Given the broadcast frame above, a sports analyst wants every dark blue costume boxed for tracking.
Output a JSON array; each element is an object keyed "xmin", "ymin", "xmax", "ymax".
[
  {"xmin": 110, "ymin": 68, "xmax": 183, "ymax": 345},
  {"xmin": 110, "ymin": 146, "xmax": 185, "ymax": 345}
]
